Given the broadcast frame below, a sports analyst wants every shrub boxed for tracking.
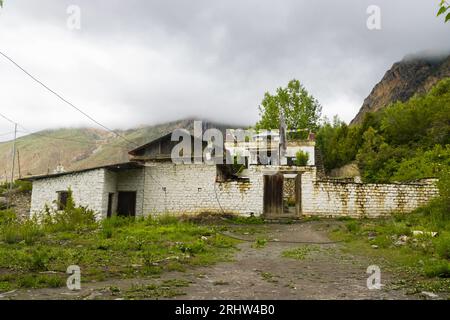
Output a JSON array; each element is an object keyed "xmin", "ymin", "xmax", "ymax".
[
  {"xmin": 345, "ymin": 220, "xmax": 360, "ymax": 233},
  {"xmin": 42, "ymin": 190, "xmax": 97, "ymax": 232},
  {"xmin": 294, "ymin": 150, "xmax": 309, "ymax": 166}
]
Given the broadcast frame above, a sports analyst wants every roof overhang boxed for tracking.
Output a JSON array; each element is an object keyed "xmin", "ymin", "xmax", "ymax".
[{"xmin": 21, "ymin": 162, "xmax": 144, "ymax": 182}]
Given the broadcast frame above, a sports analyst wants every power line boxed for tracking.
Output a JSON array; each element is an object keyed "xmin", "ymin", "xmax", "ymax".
[
  {"xmin": 0, "ymin": 111, "xmax": 129, "ymax": 150},
  {"xmin": 0, "ymin": 112, "xmax": 16, "ymax": 125},
  {"xmin": 0, "ymin": 50, "xmax": 138, "ymax": 147}
]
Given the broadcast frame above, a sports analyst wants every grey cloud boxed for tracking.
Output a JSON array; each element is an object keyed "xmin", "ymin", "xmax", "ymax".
[{"xmin": 0, "ymin": 0, "xmax": 449, "ymax": 140}]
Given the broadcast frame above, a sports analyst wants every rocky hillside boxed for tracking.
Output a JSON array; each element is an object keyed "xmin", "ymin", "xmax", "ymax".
[
  {"xmin": 0, "ymin": 119, "xmax": 198, "ymax": 180},
  {"xmin": 351, "ymin": 54, "xmax": 450, "ymax": 125}
]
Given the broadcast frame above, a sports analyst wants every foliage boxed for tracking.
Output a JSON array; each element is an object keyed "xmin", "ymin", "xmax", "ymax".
[
  {"xmin": 282, "ymin": 246, "xmax": 317, "ymax": 260},
  {"xmin": 294, "ymin": 150, "xmax": 309, "ymax": 166},
  {"xmin": 255, "ymin": 79, "xmax": 322, "ymax": 131},
  {"xmin": 437, "ymin": 0, "xmax": 450, "ymax": 23},
  {"xmin": 41, "ymin": 189, "xmax": 97, "ymax": 232},
  {"xmin": 0, "ymin": 213, "xmax": 237, "ymax": 292},
  {"xmin": 0, "ymin": 209, "xmax": 16, "ymax": 225},
  {"xmin": 317, "ymin": 78, "xmax": 450, "ymax": 183},
  {"xmin": 316, "ymin": 116, "xmax": 364, "ymax": 171},
  {"xmin": 0, "ymin": 180, "xmax": 32, "ymax": 196}
]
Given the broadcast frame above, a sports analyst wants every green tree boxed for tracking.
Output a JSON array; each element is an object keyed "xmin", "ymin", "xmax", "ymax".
[
  {"xmin": 437, "ymin": 0, "xmax": 450, "ymax": 23},
  {"xmin": 255, "ymin": 79, "xmax": 322, "ymax": 131}
]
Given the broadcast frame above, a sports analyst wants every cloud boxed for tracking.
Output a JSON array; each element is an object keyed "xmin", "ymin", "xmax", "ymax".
[{"xmin": 0, "ymin": 0, "xmax": 449, "ymax": 140}]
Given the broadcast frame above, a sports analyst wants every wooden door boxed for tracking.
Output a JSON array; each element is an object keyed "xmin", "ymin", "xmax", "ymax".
[{"xmin": 263, "ymin": 173, "xmax": 283, "ymax": 217}]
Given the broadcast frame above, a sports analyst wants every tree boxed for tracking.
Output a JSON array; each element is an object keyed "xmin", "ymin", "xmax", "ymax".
[
  {"xmin": 437, "ymin": 0, "xmax": 450, "ymax": 23},
  {"xmin": 0, "ymin": 0, "xmax": 3, "ymax": 8},
  {"xmin": 255, "ymin": 79, "xmax": 322, "ymax": 131}
]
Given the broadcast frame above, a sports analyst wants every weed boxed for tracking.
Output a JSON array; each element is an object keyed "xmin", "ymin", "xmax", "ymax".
[
  {"xmin": 282, "ymin": 246, "xmax": 318, "ymax": 260},
  {"xmin": 252, "ymin": 238, "xmax": 268, "ymax": 249}
]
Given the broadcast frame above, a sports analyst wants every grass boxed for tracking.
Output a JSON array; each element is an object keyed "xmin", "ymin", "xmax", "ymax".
[
  {"xmin": 328, "ymin": 200, "xmax": 450, "ymax": 296},
  {"xmin": 282, "ymin": 245, "xmax": 318, "ymax": 260},
  {"xmin": 0, "ymin": 208, "xmax": 238, "ymax": 292},
  {"xmin": 259, "ymin": 271, "xmax": 278, "ymax": 283}
]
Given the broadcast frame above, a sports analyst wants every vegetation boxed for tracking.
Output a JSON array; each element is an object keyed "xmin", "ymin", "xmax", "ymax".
[
  {"xmin": 294, "ymin": 150, "xmax": 309, "ymax": 166},
  {"xmin": 317, "ymin": 78, "xmax": 450, "ymax": 183},
  {"xmin": 0, "ymin": 180, "xmax": 32, "ymax": 196},
  {"xmin": 437, "ymin": 0, "xmax": 450, "ymax": 23},
  {"xmin": 255, "ymin": 79, "xmax": 322, "ymax": 131},
  {"xmin": 330, "ymin": 172, "xmax": 450, "ymax": 293},
  {"xmin": 282, "ymin": 246, "xmax": 317, "ymax": 260},
  {"xmin": 0, "ymin": 195, "xmax": 237, "ymax": 292},
  {"xmin": 316, "ymin": 79, "xmax": 450, "ymax": 294}
]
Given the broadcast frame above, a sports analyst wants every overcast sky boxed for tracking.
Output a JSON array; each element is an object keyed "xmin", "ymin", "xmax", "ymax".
[{"xmin": 0, "ymin": 0, "xmax": 449, "ymax": 141}]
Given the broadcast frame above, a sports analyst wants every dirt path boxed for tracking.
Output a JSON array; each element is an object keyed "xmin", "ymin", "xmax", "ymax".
[{"xmin": 1, "ymin": 221, "xmax": 418, "ymax": 300}]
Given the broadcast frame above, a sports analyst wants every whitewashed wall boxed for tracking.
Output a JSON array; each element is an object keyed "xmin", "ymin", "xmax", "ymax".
[
  {"xmin": 301, "ymin": 168, "xmax": 439, "ymax": 218},
  {"xmin": 142, "ymin": 162, "xmax": 264, "ymax": 216},
  {"xmin": 30, "ymin": 169, "xmax": 107, "ymax": 219}
]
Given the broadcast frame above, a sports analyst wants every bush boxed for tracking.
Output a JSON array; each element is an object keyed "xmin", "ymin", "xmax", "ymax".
[
  {"xmin": 42, "ymin": 190, "xmax": 97, "ymax": 232},
  {"xmin": 345, "ymin": 220, "xmax": 360, "ymax": 233},
  {"xmin": 294, "ymin": 150, "xmax": 309, "ymax": 166}
]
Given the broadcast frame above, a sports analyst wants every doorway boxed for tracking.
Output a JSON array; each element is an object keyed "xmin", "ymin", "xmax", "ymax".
[
  {"xmin": 107, "ymin": 193, "xmax": 114, "ymax": 218},
  {"xmin": 263, "ymin": 173, "xmax": 302, "ymax": 218},
  {"xmin": 117, "ymin": 191, "xmax": 136, "ymax": 217}
]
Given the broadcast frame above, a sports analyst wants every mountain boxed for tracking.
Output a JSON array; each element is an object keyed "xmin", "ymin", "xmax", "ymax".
[
  {"xmin": 350, "ymin": 53, "xmax": 450, "ymax": 125},
  {"xmin": 0, "ymin": 119, "xmax": 200, "ymax": 180}
]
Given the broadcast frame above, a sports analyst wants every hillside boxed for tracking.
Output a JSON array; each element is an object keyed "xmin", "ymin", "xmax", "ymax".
[
  {"xmin": 0, "ymin": 119, "xmax": 196, "ymax": 180},
  {"xmin": 351, "ymin": 54, "xmax": 450, "ymax": 125}
]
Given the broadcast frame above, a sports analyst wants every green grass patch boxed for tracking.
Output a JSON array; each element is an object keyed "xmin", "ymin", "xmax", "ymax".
[
  {"xmin": 0, "ymin": 210, "xmax": 238, "ymax": 293},
  {"xmin": 282, "ymin": 245, "xmax": 318, "ymax": 260}
]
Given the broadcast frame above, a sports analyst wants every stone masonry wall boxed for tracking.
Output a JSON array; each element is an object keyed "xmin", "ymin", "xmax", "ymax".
[
  {"xmin": 301, "ymin": 168, "xmax": 439, "ymax": 218},
  {"xmin": 116, "ymin": 168, "xmax": 145, "ymax": 217},
  {"xmin": 142, "ymin": 162, "xmax": 264, "ymax": 216},
  {"xmin": 30, "ymin": 168, "xmax": 107, "ymax": 219}
]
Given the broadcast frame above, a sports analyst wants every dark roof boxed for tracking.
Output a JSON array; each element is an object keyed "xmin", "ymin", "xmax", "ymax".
[
  {"xmin": 21, "ymin": 162, "xmax": 144, "ymax": 181},
  {"xmin": 128, "ymin": 132, "xmax": 174, "ymax": 156}
]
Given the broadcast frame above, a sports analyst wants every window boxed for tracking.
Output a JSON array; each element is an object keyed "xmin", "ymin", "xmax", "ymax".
[{"xmin": 57, "ymin": 191, "xmax": 69, "ymax": 210}]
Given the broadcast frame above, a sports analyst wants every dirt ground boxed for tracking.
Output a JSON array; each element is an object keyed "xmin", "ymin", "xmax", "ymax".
[{"xmin": 0, "ymin": 221, "xmax": 426, "ymax": 300}]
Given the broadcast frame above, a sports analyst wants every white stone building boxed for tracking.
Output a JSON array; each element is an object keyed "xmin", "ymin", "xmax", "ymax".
[{"xmin": 25, "ymin": 128, "xmax": 439, "ymax": 220}]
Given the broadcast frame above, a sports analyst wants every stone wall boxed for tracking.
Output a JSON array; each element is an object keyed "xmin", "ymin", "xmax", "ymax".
[
  {"xmin": 142, "ymin": 162, "xmax": 264, "ymax": 216},
  {"xmin": 116, "ymin": 168, "xmax": 145, "ymax": 216},
  {"xmin": 28, "ymin": 163, "xmax": 439, "ymax": 219},
  {"xmin": 30, "ymin": 168, "xmax": 107, "ymax": 218},
  {"xmin": 301, "ymin": 168, "xmax": 439, "ymax": 218}
]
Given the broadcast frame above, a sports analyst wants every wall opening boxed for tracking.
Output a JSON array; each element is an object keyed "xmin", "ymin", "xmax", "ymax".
[
  {"xmin": 117, "ymin": 191, "xmax": 136, "ymax": 217},
  {"xmin": 56, "ymin": 191, "xmax": 69, "ymax": 211},
  {"xmin": 107, "ymin": 193, "xmax": 114, "ymax": 218}
]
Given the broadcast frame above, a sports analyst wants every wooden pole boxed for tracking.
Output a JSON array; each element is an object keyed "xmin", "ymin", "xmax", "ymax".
[{"xmin": 17, "ymin": 149, "xmax": 21, "ymax": 179}]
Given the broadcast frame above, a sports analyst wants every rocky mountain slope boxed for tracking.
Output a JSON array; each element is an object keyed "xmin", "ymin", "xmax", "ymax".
[{"xmin": 351, "ymin": 54, "xmax": 450, "ymax": 125}]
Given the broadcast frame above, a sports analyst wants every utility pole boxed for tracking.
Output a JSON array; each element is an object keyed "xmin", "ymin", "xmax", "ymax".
[
  {"xmin": 17, "ymin": 149, "xmax": 21, "ymax": 179},
  {"xmin": 7, "ymin": 123, "xmax": 17, "ymax": 209}
]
